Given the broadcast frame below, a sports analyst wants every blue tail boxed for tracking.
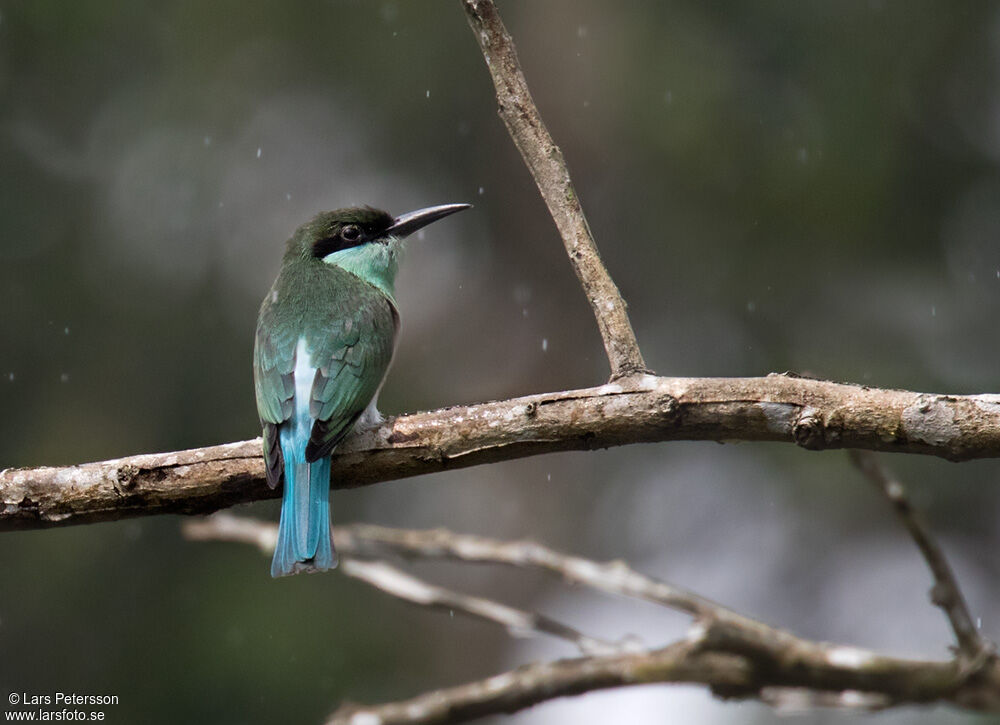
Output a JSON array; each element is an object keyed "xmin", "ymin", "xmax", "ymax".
[{"xmin": 271, "ymin": 423, "xmax": 337, "ymax": 577}]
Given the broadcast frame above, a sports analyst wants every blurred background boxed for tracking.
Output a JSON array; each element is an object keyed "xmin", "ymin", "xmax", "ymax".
[{"xmin": 2, "ymin": 1, "xmax": 1000, "ymax": 723}]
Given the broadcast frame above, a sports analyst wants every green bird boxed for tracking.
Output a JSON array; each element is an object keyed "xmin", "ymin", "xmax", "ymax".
[{"xmin": 253, "ymin": 203, "xmax": 470, "ymax": 577}]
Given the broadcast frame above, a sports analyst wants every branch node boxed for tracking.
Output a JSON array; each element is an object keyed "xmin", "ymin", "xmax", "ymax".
[
  {"xmin": 792, "ymin": 408, "xmax": 825, "ymax": 450},
  {"xmin": 115, "ymin": 464, "xmax": 139, "ymax": 491}
]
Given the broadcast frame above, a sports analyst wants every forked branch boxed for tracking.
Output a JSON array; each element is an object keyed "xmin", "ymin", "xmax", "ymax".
[{"xmin": 184, "ymin": 514, "xmax": 1000, "ymax": 723}]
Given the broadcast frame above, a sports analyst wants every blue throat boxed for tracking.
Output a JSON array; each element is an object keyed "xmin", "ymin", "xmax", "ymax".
[{"xmin": 321, "ymin": 237, "xmax": 403, "ymax": 304}]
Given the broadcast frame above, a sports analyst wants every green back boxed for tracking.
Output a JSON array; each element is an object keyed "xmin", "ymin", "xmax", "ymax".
[{"xmin": 253, "ymin": 257, "xmax": 398, "ymax": 476}]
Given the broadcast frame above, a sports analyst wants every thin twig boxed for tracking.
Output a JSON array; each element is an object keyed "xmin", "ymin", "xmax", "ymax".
[
  {"xmin": 183, "ymin": 514, "xmax": 624, "ymax": 656},
  {"xmin": 341, "ymin": 559, "xmax": 623, "ymax": 656},
  {"xmin": 8, "ymin": 376, "xmax": 1000, "ymax": 530},
  {"xmin": 335, "ymin": 522, "xmax": 733, "ymax": 620},
  {"xmin": 849, "ymin": 451, "xmax": 994, "ymax": 667},
  {"xmin": 460, "ymin": 0, "xmax": 648, "ymax": 380}
]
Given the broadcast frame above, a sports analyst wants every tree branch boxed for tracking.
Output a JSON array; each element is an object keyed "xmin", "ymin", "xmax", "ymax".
[
  {"xmin": 327, "ymin": 631, "xmax": 1000, "ymax": 725},
  {"xmin": 460, "ymin": 0, "xmax": 648, "ymax": 380},
  {"xmin": 340, "ymin": 559, "xmax": 622, "ymax": 656},
  {"xmin": 186, "ymin": 514, "xmax": 1000, "ymax": 722},
  {"xmin": 6, "ymin": 375, "xmax": 1000, "ymax": 530},
  {"xmin": 184, "ymin": 513, "xmax": 626, "ymax": 656},
  {"xmin": 850, "ymin": 451, "xmax": 995, "ymax": 667},
  {"xmin": 332, "ymin": 520, "xmax": 734, "ymax": 621}
]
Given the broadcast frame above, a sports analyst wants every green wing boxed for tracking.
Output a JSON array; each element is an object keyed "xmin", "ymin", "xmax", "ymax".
[
  {"xmin": 304, "ymin": 294, "xmax": 398, "ymax": 462},
  {"xmin": 253, "ymin": 296, "xmax": 297, "ymax": 488}
]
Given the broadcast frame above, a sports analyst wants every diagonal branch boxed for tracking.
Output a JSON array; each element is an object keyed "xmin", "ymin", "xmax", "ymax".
[
  {"xmin": 850, "ymin": 451, "xmax": 995, "ymax": 667},
  {"xmin": 187, "ymin": 514, "xmax": 1000, "ymax": 721},
  {"xmin": 326, "ymin": 632, "xmax": 1000, "ymax": 725},
  {"xmin": 6, "ymin": 375, "xmax": 1000, "ymax": 530},
  {"xmin": 460, "ymin": 0, "xmax": 648, "ymax": 380},
  {"xmin": 340, "ymin": 559, "xmax": 624, "ymax": 656},
  {"xmin": 184, "ymin": 513, "xmax": 623, "ymax": 656},
  {"xmin": 334, "ymin": 521, "xmax": 736, "ymax": 621}
]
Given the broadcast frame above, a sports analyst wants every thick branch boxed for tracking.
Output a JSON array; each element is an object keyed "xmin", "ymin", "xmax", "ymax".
[
  {"xmin": 6, "ymin": 375, "xmax": 1000, "ymax": 530},
  {"xmin": 460, "ymin": 0, "xmax": 647, "ymax": 380},
  {"xmin": 850, "ymin": 451, "xmax": 994, "ymax": 666}
]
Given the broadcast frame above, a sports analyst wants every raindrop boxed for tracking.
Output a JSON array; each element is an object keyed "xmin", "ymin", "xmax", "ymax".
[
  {"xmin": 64, "ymin": 327, "xmax": 70, "ymax": 335},
  {"xmin": 542, "ymin": 338, "xmax": 548, "ymax": 352},
  {"xmin": 931, "ymin": 305, "xmax": 936, "ymax": 317},
  {"xmin": 747, "ymin": 301, "xmax": 757, "ymax": 313},
  {"xmin": 664, "ymin": 90, "xmax": 673, "ymax": 104},
  {"xmin": 60, "ymin": 373, "xmax": 69, "ymax": 383},
  {"xmin": 478, "ymin": 187, "xmax": 485, "ymax": 195},
  {"xmin": 797, "ymin": 147, "xmax": 809, "ymax": 163},
  {"xmin": 256, "ymin": 147, "xmax": 262, "ymax": 159},
  {"xmin": 7, "ymin": 373, "xmax": 13, "ymax": 382},
  {"xmin": 577, "ymin": 25, "xmax": 588, "ymax": 39},
  {"xmin": 203, "ymin": 136, "xmax": 212, "ymax": 147},
  {"xmin": 426, "ymin": 90, "xmax": 431, "ymax": 99},
  {"xmin": 285, "ymin": 193, "xmax": 292, "ymax": 201},
  {"xmin": 546, "ymin": 473, "xmax": 551, "ymax": 481}
]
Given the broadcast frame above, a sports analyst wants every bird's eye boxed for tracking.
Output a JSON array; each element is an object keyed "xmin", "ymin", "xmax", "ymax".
[{"xmin": 341, "ymin": 225, "xmax": 361, "ymax": 243}]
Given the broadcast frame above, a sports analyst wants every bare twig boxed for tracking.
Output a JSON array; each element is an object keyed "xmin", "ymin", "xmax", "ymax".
[
  {"xmin": 187, "ymin": 514, "xmax": 1000, "ymax": 721},
  {"xmin": 341, "ymin": 559, "xmax": 623, "ymax": 656},
  {"xmin": 8, "ymin": 376, "xmax": 1000, "ymax": 530},
  {"xmin": 327, "ymin": 641, "xmax": 746, "ymax": 725},
  {"xmin": 334, "ymin": 522, "xmax": 733, "ymax": 620},
  {"xmin": 187, "ymin": 512, "xmax": 735, "ymax": 623},
  {"xmin": 460, "ymin": 0, "xmax": 648, "ymax": 380},
  {"xmin": 326, "ymin": 622, "xmax": 1000, "ymax": 725},
  {"xmin": 183, "ymin": 514, "xmax": 623, "ymax": 656},
  {"xmin": 850, "ymin": 451, "xmax": 994, "ymax": 667}
]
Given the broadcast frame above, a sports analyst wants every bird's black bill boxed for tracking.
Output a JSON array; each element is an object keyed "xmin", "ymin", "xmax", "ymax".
[{"xmin": 387, "ymin": 203, "xmax": 471, "ymax": 238}]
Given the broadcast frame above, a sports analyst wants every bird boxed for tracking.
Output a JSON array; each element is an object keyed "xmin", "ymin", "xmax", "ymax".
[{"xmin": 253, "ymin": 203, "xmax": 470, "ymax": 577}]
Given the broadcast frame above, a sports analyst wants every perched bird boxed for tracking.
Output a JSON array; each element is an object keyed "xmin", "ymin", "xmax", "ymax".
[{"xmin": 253, "ymin": 203, "xmax": 470, "ymax": 577}]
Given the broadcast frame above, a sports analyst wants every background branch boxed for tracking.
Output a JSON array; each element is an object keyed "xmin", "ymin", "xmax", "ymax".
[
  {"xmin": 339, "ymin": 559, "xmax": 623, "ymax": 656},
  {"xmin": 461, "ymin": 0, "xmax": 648, "ymax": 380},
  {"xmin": 187, "ymin": 514, "xmax": 1000, "ymax": 722},
  {"xmin": 327, "ymin": 635, "xmax": 1000, "ymax": 725},
  {"xmin": 850, "ymin": 451, "xmax": 994, "ymax": 666},
  {"xmin": 185, "ymin": 514, "xmax": 626, "ymax": 656}
]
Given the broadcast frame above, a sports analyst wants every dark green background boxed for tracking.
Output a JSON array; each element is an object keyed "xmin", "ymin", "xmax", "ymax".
[{"xmin": 2, "ymin": 2, "xmax": 1000, "ymax": 723}]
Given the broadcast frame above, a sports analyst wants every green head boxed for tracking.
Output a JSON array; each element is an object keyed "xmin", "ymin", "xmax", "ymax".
[{"xmin": 285, "ymin": 204, "xmax": 470, "ymax": 301}]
